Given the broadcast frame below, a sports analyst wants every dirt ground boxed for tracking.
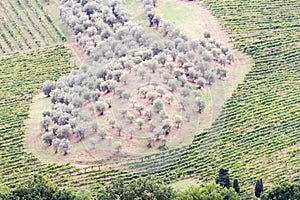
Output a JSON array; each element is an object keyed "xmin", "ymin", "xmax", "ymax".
[{"xmin": 24, "ymin": 0, "xmax": 252, "ymax": 166}]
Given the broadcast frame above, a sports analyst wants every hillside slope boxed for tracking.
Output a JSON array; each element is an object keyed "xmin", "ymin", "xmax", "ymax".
[
  {"xmin": 0, "ymin": 0, "xmax": 298, "ymax": 198},
  {"xmin": 113, "ymin": 0, "xmax": 300, "ymax": 197}
]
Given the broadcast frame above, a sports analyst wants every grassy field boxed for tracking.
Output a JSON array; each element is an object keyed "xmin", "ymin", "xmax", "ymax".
[
  {"xmin": 159, "ymin": 0, "xmax": 202, "ymax": 37},
  {"xmin": 171, "ymin": 178, "xmax": 200, "ymax": 191}
]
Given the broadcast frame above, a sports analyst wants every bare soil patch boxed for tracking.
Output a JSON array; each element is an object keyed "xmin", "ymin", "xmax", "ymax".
[{"xmin": 25, "ymin": 0, "xmax": 252, "ymax": 166}]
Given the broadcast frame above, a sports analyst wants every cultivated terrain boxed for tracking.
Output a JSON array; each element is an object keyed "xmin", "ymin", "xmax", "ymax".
[{"xmin": 0, "ymin": 0, "xmax": 298, "ymax": 199}]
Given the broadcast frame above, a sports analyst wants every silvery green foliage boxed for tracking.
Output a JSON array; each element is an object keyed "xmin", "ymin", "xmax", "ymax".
[{"xmin": 41, "ymin": 0, "xmax": 233, "ymax": 148}]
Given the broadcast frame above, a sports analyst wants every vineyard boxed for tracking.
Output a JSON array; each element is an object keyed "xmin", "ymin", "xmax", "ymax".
[
  {"xmin": 103, "ymin": 0, "xmax": 299, "ymax": 197},
  {"xmin": 0, "ymin": 0, "xmax": 299, "ymax": 199},
  {"xmin": 0, "ymin": 45, "xmax": 79, "ymax": 187},
  {"xmin": 0, "ymin": 0, "xmax": 65, "ymax": 54}
]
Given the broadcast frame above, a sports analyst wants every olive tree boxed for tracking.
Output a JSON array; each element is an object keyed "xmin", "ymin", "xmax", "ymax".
[
  {"xmin": 96, "ymin": 101, "xmax": 107, "ymax": 115},
  {"xmin": 152, "ymin": 15, "xmax": 160, "ymax": 29},
  {"xmin": 106, "ymin": 98, "xmax": 112, "ymax": 108},
  {"xmin": 159, "ymin": 110, "xmax": 168, "ymax": 121},
  {"xmin": 42, "ymin": 80, "xmax": 56, "ymax": 97},
  {"xmin": 52, "ymin": 138, "xmax": 60, "ymax": 154},
  {"xmin": 83, "ymin": 1, "xmax": 100, "ymax": 16},
  {"xmin": 166, "ymin": 63, "xmax": 174, "ymax": 73},
  {"xmin": 72, "ymin": 95, "xmax": 83, "ymax": 108},
  {"xmin": 90, "ymin": 121, "xmax": 98, "ymax": 134},
  {"xmin": 98, "ymin": 128, "xmax": 107, "ymax": 139},
  {"xmin": 144, "ymin": 109, "xmax": 153, "ymax": 121},
  {"xmin": 136, "ymin": 118, "xmax": 144, "ymax": 130},
  {"xmin": 76, "ymin": 125, "xmax": 86, "ymax": 140},
  {"xmin": 126, "ymin": 113, "xmax": 135, "ymax": 123},
  {"xmin": 162, "ymin": 72, "xmax": 171, "ymax": 83},
  {"xmin": 42, "ymin": 132, "xmax": 54, "ymax": 146},
  {"xmin": 168, "ymin": 79, "xmax": 178, "ymax": 92},
  {"xmin": 114, "ymin": 141, "xmax": 122, "ymax": 153},
  {"xmin": 162, "ymin": 21, "xmax": 174, "ymax": 37},
  {"xmin": 217, "ymin": 68, "xmax": 227, "ymax": 79},
  {"xmin": 120, "ymin": 73, "xmax": 128, "ymax": 85},
  {"xmin": 174, "ymin": 115, "xmax": 182, "ymax": 128},
  {"xmin": 116, "ymin": 122, "xmax": 123, "ymax": 136},
  {"xmin": 146, "ymin": 92, "xmax": 157, "ymax": 103},
  {"xmin": 166, "ymin": 95, "xmax": 174, "ymax": 104},
  {"xmin": 157, "ymin": 87, "xmax": 165, "ymax": 97},
  {"xmin": 136, "ymin": 105, "xmax": 144, "ymax": 115},
  {"xmin": 58, "ymin": 113, "xmax": 71, "ymax": 126},
  {"xmin": 227, "ymin": 53, "xmax": 235, "ymax": 64},
  {"xmin": 149, "ymin": 120, "xmax": 156, "ymax": 132},
  {"xmin": 129, "ymin": 128, "xmax": 135, "ymax": 139},
  {"xmin": 153, "ymin": 99, "xmax": 163, "ymax": 113},
  {"xmin": 178, "ymin": 76, "xmax": 187, "ymax": 87},
  {"xmin": 205, "ymin": 72, "xmax": 215, "ymax": 85},
  {"xmin": 196, "ymin": 77, "xmax": 206, "ymax": 89},
  {"xmin": 74, "ymin": 24, "xmax": 84, "ymax": 35},
  {"xmin": 146, "ymin": 134, "xmax": 154, "ymax": 148},
  {"xmin": 59, "ymin": 138, "xmax": 70, "ymax": 155},
  {"xmin": 40, "ymin": 116, "xmax": 51, "ymax": 132},
  {"xmin": 87, "ymin": 26, "xmax": 97, "ymax": 37},
  {"xmin": 139, "ymin": 87, "xmax": 148, "ymax": 98},
  {"xmin": 109, "ymin": 118, "xmax": 116, "ymax": 128},
  {"xmin": 204, "ymin": 31, "xmax": 211, "ymax": 39},
  {"xmin": 180, "ymin": 87, "xmax": 190, "ymax": 98},
  {"xmin": 151, "ymin": 60, "xmax": 160, "ymax": 73},
  {"xmin": 195, "ymin": 98, "xmax": 205, "ymax": 113},
  {"xmin": 157, "ymin": 53, "xmax": 167, "ymax": 66},
  {"xmin": 59, "ymin": 124, "xmax": 71, "ymax": 139},
  {"xmin": 162, "ymin": 120, "xmax": 171, "ymax": 135}
]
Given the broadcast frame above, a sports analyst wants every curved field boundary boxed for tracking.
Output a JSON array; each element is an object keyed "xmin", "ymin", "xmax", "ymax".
[
  {"xmin": 0, "ymin": 0, "xmax": 298, "ymax": 198},
  {"xmin": 0, "ymin": 45, "xmax": 78, "ymax": 188},
  {"xmin": 78, "ymin": 0, "xmax": 299, "ymax": 197}
]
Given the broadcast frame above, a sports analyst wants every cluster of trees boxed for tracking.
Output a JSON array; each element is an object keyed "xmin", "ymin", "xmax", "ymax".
[
  {"xmin": 40, "ymin": 0, "xmax": 235, "ymax": 153},
  {"xmin": 41, "ymin": 70, "xmax": 115, "ymax": 154},
  {"xmin": 143, "ymin": 0, "xmax": 160, "ymax": 28},
  {"xmin": 214, "ymin": 168, "xmax": 278, "ymax": 199},
  {"xmin": 60, "ymin": 0, "xmax": 233, "ymax": 79},
  {"xmin": 0, "ymin": 175, "xmax": 91, "ymax": 200},
  {"xmin": 261, "ymin": 182, "xmax": 300, "ymax": 200},
  {"xmin": 0, "ymin": 174, "xmax": 297, "ymax": 200},
  {"xmin": 98, "ymin": 177, "xmax": 242, "ymax": 200},
  {"xmin": 215, "ymin": 168, "xmax": 240, "ymax": 194},
  {"xmin": 97, "ymin": 175, "xmax": 174, "ymax": 200},
  {"xmin": 176, "ymin": 182, "xmax": 241, "ymax": 200},
  {"xmin": 128, "ymin": 85, "xmax": 179, "ymax": 148}
]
